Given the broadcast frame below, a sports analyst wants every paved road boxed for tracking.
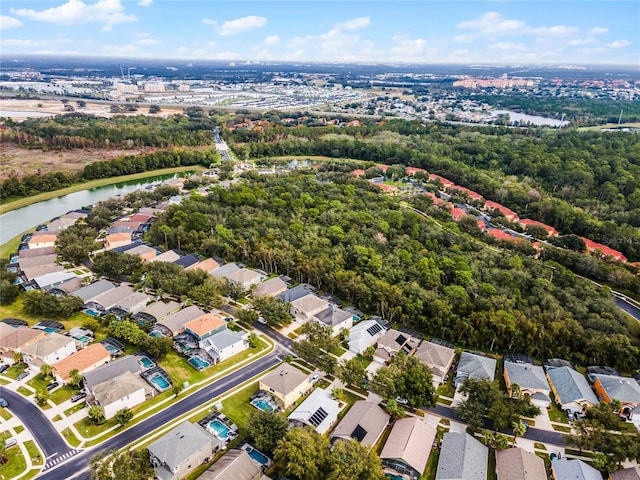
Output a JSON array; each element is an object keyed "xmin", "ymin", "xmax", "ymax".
[
  {"xmin": 0, "ymin": 387, "xmax": 81, "ymax": 468},
  {"xmin": 252, "ymin": 322, "xmax": 294, "ymax": 351},
  {"xmin": 615, "ymin": 296, "xmax": 640, "ymax": 322},
  {"xmin": 39, "ymin": 351, "xmax": 283, "ymax": 480},
  {"xmin": 430, "ymin": 404, "xmax": 566, "ymax": 446}
]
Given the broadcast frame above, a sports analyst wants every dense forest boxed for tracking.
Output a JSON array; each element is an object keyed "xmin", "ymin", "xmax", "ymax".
[
  {"xmin": 147, "ymin": 173, "xmax": 639, "ymax": 371},
  {"xmin": 226, "ymin": 121, "xmax": 640, "ymax": 261}
]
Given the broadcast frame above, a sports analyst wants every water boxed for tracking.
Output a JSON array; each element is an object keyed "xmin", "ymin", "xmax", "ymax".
[
  {"xmin": 0, "ymin": 173, "xmax": 182, "ymax": 245},
  {"xmin": 246, "ymin": 447, "xmax": 269, "ymax": 465},
  {"xmin": 104, "ymin": 345, "xmax": 120, "ymax": 355},
  {"xmin": 208, "ymin": 419, "xmax": 230, "ymax": 439},
  {"xmin": 188, "ymin": 356, "xmax": 210, "ymax": 370},
  {"xmin": 150, "ymin": 374, "xmax": 170, "ymax": 390},
  {"xmin": 139, "ymin": 357, "xmax": 155, "ymax": 369},
  {"xmin": 251, "ymin": 398, "xmax": 274, "ymax": 413},
  {"xmin": 492, "ymin": 110, "xmax": 569, "ymax": 127},
  {"xmin": 85, "ymin": 309, "xmax": 101, "ymax": 317}
]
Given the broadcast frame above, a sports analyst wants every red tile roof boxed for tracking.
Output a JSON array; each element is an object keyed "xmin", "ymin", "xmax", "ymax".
[
  {"xmin": 487, "ymin": 229, "xmax": 517, "ymax": 241},
  {"xmin": 519, "ymin": 219, "xmax": 559, "ymax": 237},
  {"xmin": 580, "ymin": 237, "xmax": 627, "ymax": 262},
  {"xmin": 351, "ymin": 169, "xmax": 366, "ymax": 177},
  {"xmin": 373, "ymin": 183, "xmax": 398, "ymax": 192},
  {"xmin": 484, "ymin": 201, "xmax": 519, "ymax": 221},
  {"xmin": 424, "ymin": 192, "xmax": 446, "ymax": 206},
  {"xmin": 477, "ymin": 221, "xmax": 487, "ymax": 231},
  {"xmin": 376, "ymin": 165, "xmax": 390, "ymax": 172},
  {"xmin": 449, "ymin": 185, "xmax": 484, "ymax": 201},
  {"xmin": 450, "ymin": 207, "xmax": 467, "ymax": 221},
  {"xmin": 428, "ymin": 174, "xmax": 454, "ymax": 188},
  {"xmin": 406, "ymin": 167, "xmax": 428, "ymax": 176}
]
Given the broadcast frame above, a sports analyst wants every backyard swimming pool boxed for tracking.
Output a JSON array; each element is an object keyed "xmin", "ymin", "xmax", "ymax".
[
  {"xmin": 85, "ymin": 309, "xmax": 101, "ymax": 317},
  {"xmin": 103, "ymin": 344, "xmax": 120, "ymax": 355},
  {"xmin": 246, "ymin": 447, "xmax": 269, "ymax": 465},
  {"xmin": 250, "ymin": 398, "xmax": 275, "ymax": 413},
  {"xmin": 139, "ymin": 356, "xmax": 155, "ymax": 369},
  {"xmin": 208, "ymin": 419, "xmax": 231, "ymax": 439},
  {"xmin": 188, "ymin": 356, "xmax": 210, "ymax": 370},
  {"xmin": 149, "ymin": 374, "xmax": 170, "ymax": 390}
]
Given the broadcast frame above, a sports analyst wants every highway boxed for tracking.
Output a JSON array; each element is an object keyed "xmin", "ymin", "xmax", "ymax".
[
  {"xmin": 39, "ymin": 351, "xmax": 283, "ymax": 480},
  {"xmin": 615, "ymin": 295, "xmax": 640, "ymax": 323}
]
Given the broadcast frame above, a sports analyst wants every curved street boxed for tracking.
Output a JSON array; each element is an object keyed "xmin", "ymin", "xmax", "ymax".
[{"xmin": 39, "ymin": 351, "xmax": 283, "ymax": 480}]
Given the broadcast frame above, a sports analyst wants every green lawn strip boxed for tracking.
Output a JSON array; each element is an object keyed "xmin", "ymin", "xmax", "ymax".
[
  {"xmin": 62, "ymin": 427, "xmax": 81, "ymax": 448},
  {"xmin": 0, "ymin": 294, "xmax": 94, "ymax": 333},
  {"xmin": 27, "ymin": 374, "xmax": 51, "ymax": 391},
  {"xmin": 50, "ymin": 385, "xmax": 78, "ymax": 404},
  {"xmin": 287, "ymin": 332, "xmax": 297, "ymax": 339},
  {"xmin": 52, "ymin": 414, "xmax": 63, "ymax": 422},
  {"xmin": 548, "ymin": 403, "xmax": 569, "ymax": 424},
  {"xmin": 552, "ymin": 424, "xmax": 572, "ymax": 433},
  {"xmin": 0, "ymin": 378, "xmax": 8, "ymax": 386},
  {"xmin": 23, "ymin": 440, "xmax": 43, "ymax": 466},
  {"xmin": 0, "ymin": 408, "xmax": 12, "ymax": 420},
  {"xmin": 220, "ymin": 383, "xmax": 259, "ymax": 430},
  {"xmin": 565, "ymin": 448, "xmax": 595, "ymax": 459},
  {"xmin": 17, "ymin": 386, "xmax": 33, "ymax": 397},
  {"xmin": 436, "ymin": 376, "xmax": 456, "ymax": 399},
  {"xmin": 423, "ymin": 426, "xmax": 448, "ymax": 480},
  {"xmin": 64, "ymin": 403, "xmax": 85, "ymax": 417},
  {"xmin": 0, "ymin": 443, "xmax": 27, "ymax": 479},
  {"xmin": 3, "ymin": 363, "xmax": 27, "ymax": 380},
  {"xmin": 437, "ymin": 397, "xmax": 453, "ymax": 406},
  {"xmin": 14, "ymin": 426, "xmax": 24, "ymax": 434},
  {"xmin": 0, "ymin": 166, "xmax": 206, "ymax": 215}
]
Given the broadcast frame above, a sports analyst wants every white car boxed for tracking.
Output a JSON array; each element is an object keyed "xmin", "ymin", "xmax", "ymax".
[
  {"xmin": 257, "ymin": 316, "xmax": 267, "ymax": 325},
  {"xmin": 395, "ymin": 397, "xmax": 408, "ymax": 405}
]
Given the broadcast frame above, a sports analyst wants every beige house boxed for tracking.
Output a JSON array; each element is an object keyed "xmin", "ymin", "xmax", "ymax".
[
  {"xmin": 52, "ymin": 343, "xmax": 111, "ymax": 384},
  {"xmin": 413, "ymin": 341, "xmax": 456, "ymax": 387},
  {"xmin": 495, "ymin": 447, "xmax": 547, "ymax": 480},
  {"xmin": 258, "ymin": 364, "xmax": 312, "ymax": 409},
  {"xmin": 28, "ymin": 233, "xmax": 58, "ymax": 249},
  {"xmin": 253, "ymin": 277, "xmax": 288, "ymax": 298},
  {"xmin": 380, "ymin": 417, "xmax": 435, "ymax": 479},
  {"xmin": 104, "ymin": 232, "xmax": 132, "ymax": 250},
  {"xmin": 21, "ymin": 333, "xmax": 77, "ymax": 368},
  {"xmin": 289, "ymin": 295, "xmax": 330, "ymax": 323},
  {"xmin": 331, "ymin": 400, "xmax": 390, "ymax": 447},
  {"xmin": 374, "ymin": 329, "xmax": 420, "ymax": 363},
  {"xmin": 199, "ymin": 450, "xmax": 263, "ymax": 480},
  {"xmin": 0, "ymin": 325, "xmax": 46, "ymax": 362},
  {"xmin": 91, "ymin": 370, "xmax": 153, "ymax": 419}
]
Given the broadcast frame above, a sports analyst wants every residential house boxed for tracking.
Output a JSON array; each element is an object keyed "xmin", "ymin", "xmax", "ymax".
[
  {"xmin": 289, "ymin": 295, "xmax": 330, "ymax": 324},
  {"xmin": 52, "ymin": 343, "xmax": 110, "ymax": 384},
  {"xmin": 504, "ymin": 361, "xmax": 552, "ymax": 408},
  {"xmin": 104, "ymin": 232, "xmax": 132, "ymax": 250},
  {"xmin": 210, "ymin": 263, "xmax": 242, "ymax": 280},
  {"xmin": 347, "ymin": 320, "xmax": 386, "ymax": 354},
  {"xmin": 184, "ymin": 314, "xmax": 227, "ymax": 345},
  {"xmin": 429, "ymin": 174, "xmax": 455, "ymax": 189},
  {"xmin": 519, "ymin": 219, "xmax": 559, "ymax": 237},
  {"xmin": 186, "ymin": 258, "xmax": 220, "ymax": 274},
  {"xmin": 258, "ymin": 364, "xmax": 312, "ymax": 410},
  {"xmin": 0, "ymin": 326, "xmax": 46, "ymax": 363},
  {"xmin": 253, "ymin": 277, "xmax": 288, "ymax": 298},
  {"xmin": 91, "ymin": 370, "xmax": 154, "ymax": 419},
  {"xmin": 18, "ymin": 246, "xmax": 55, "ymax": 259},
  {"xmin": 132, "ymin": 301, "xmax": 181, "ymax": 326},
  {"xmin": 129, "ymin": 213, "xmax": 154, "ymax": 224},
  {"xmin": 406, "ymin": 167, "xmax": 428, "ymax": 176},
  {"xmin": 114, "ymin": 291, "xmax": 151, "ymax": 315},
  {"xmin": 484, "ymin": 200, "xmax": 519, "ymax": 222},
  {"xmin": 580, "ymin": 237, "xmax": 627, "ymax": 263},
  {"xmin": 449, "ymin": 185, "xmax": 484, "ymax": 202},
  {"xmin": 201, "ymin": 330, "xmax": 248, "ymax": 364},
  {"xmin": 156, "ymin": 305, "xmax": 207, "ymax": 337},
  {"xmin": 312, "ymin": 305, "xmax": 355, "ymax": 337},
  {"xmin": 33, "ymin": 271, "xmax": 77, "ymax": 291},
  {"xmin": 174, "ymin": 254, "xmax": 200, "ymax": 269},
  {"xmin": 49, "ymin": 277, "xmax": 83, "ymax": 296},
  {"xmin": 125, "ymin": 244, "xmax": 158, "ymax": 262},
  {"xmin": 149, "ymin": 249, "xmax": 183, "ymax": 263},
  {"xmin": 495, "ymin": 447, "xmax": 547, "ymax": 480},
  {"xmin": 435, "ymin": 432, "xmax": 488, "ymax": 480},
  {"xmin": 82, "ymin": 355, "xmax": 142, "ymax": 392},
  {"xmin": 449, "ymin": 207, "xmax": 467, "ymax": 221},
  {"xmin": 610, "ymin": 467, "xmax": 640, "ymax": 480},
  {"xmin": 552, "ymin": 459, "xmax": 602, "ymax": 480},
  {"xmin": 17, "ymin": 254, "xmax": 58, "ymax": 269},
  {"xmin": 592, "ymin": 374, "xmax": 640, "ymax": 417},
  {"xmin": 21, "ymin": 332, "xmax": 77, "ymax": 368},
  {"xmin": 226, "ymin": 268, "xmax": 265, "ymax": 289},
  {"xmin": 380, "ymin": 417, "xmax": 435, "ymax": 479},
  {"xmin": 198, "ymin": 450, "xmax": 262, "ymax": 480},
  {"xmin": 28, "ymin": 233, "xmax": 58, "ymax": 249},
  {"xmin": 351, "ymin": 169, "xmax": 366, "ymax": 177},
  {"xmin": 288, "ymin": 388, "xmax": 342, "ymax": 434},
  {"xmin": 331, "ymin": 400, "xmax": 390, "ymax": 447},
  {"xmin": 413, "ymin": 341, "xmax": 456, "ymax": 387},
  {"xmin": 373, "ymin": 329, "xmax": 420, "ymax": 363},
  {"xmin": 73, "ymin": 280, "xmax": 115, "ymax": 303},
  {"xmin": 148, "ymin": 421, "xmax": 220, "ymax": 480},
  {"xmin": 276, "ymin": 284, "xmax": 315, "ymax": 303},
  {"xmin": 547, "ymin": 367, "xmax": 598, "ymax": 414},
  {"xmin": 21, "ymin": 264, "xmax": 64, "ymax": 281},
  {"xmin": 454, "ymin": 352, "xmax": 497, "ymax": 389},
  {"xmin": 86, "ymin": 285, "xmax": 137, "ymax": 312}
]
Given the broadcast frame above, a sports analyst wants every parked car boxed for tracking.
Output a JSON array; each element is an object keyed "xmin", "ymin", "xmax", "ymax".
[
  {"xmin": 0, "ymin": 398, "xmax": 8, "ymax": 408},
  {"xmin": 566, "ymin": 410, "xmax": 575, "ymax": 421},
  {"xmin": 0, "ymin": 364, "xmax": 9, "ymax": 374},
  {"xmin": 5, "ymin": 438, "xmax": 17, "ymax": 448},
  {"xmin": 71, "ymin": 392, "xmax": 87, "ymax": 403},
  {"xmin": 17, "ymin": 371, "xmax": 29, "ymax": 381},
  {"xmin": 46, "ymin": 382, "xmax": 59, "ymax": 391},
  {"xmin": 395, "ymin": 397, "xmax": 408, "ymax": 405},
  {"xmin": 257, "ymin": 316, "xmax": 267, "ymax": 325},
  {"xmin": 311, "ymin": 374, "xmax": 319, "ymax": 382}
]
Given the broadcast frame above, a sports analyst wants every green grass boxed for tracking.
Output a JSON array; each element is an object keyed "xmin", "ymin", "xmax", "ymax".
[
  {"xmin": 3, "ymin": 363, "xmax": 27, "ymax": 380},
  {"xmin": 52, "ymin": 414, "xmax": 62, "ymax": 422},
  {"xmin": 0, "ymin": 408, "xmax": 12, "ymax": 421},
  {"xmin": 27, "ymin": 373, "xmax": 52, "ymax": 391},
  {"xmin": 552, "ymin": 424, "xmax": 572, "ymax": 433},
  {"xmin": 438, "ymin": 397, "xmax": 453, "ymax": 406},
  {"xmin": 50, "ymin": 385, "xmax": 78, "ymax": 404},
  {"xmin": 14, "ymin": 426, "xmax": 24, "ymax": 434},
  {"xmin": 24, "ymin": 440, "xmax": 43, "ymax": 466},
  {"xmin": 548, "ymin": 403, "xmax": 569, "ymax": 424},
  {"xmin": 17, "ymin": 386, "xmax": 33, "ymax": 397},
  {"xmin": 62, "ymin": 427, "xmax": 81, "ymax": 447},
  {"xmin": 76, "ymin": 416, "xmax": 119, "ymax": 439},
  {"xmin": 436, "ymin": 377, "xmax": 456, "ymax": 398},
  {"xmin": 220, "ymin": 383, "xmax": 259, "ymax": 431},
  {"xmin": 0, "ymin": 443, "xmax": 27, "ymax": 479},
  {"xmin": 534, "ymin": 442, "xmax": 547, "ymax": 450},
  {"xmin": 487, "ymin": 448, "xmax": 498, "ymax": 480},
  {"xmin": 0, "ymin": 294, "xmax": 94, "ymax": 332},
  {"xmin": 64, "ymin": 403, "xmax": 86, "ymax": 417}
]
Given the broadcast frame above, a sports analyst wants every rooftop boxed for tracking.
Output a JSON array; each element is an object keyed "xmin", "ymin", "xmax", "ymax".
[
  {"xmin": 495, "ymin": 447, "xmax": 547, "ymax": 480},
  {"xmin": 436, "ymin": 432, "xmax": 488, "ymax": 480},
  {"xmin": 92, "ymin": 370, "xmax": 151, "ymax": 406},
  {"xmin": 52, "ymin": 343, "xmax": 110, "ymax": 381},
  {"xmin": 331, "ymin": 400, "xmax": 390, "ymax": 446},
  {"xmin": 184, "ymin": 314, "xmax": 226, "ymax": 337},
  {"xmin": 260, "ymin": 364, "xmax": 309, "ymax": 396},
  {"xmin": 148, "ymin": 421, "xmax": 218, "ymax": 471},
  {"xmin": 380, "ymin": 417, "xmax": 435, "ymax": 475}
]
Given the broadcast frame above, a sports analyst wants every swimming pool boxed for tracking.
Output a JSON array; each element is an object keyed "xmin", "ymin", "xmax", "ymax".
[
  {"xmin": 188, "ymin": 356, "xmax": 210, "ymax": 370},
  {"xmin": 208, "ymin": 419, "xmax": 231, "ymax": 439},
  {"xmin": 39, "ymin": 327, "xmax": 58, "ymax": 333},
  {"xmin": 73, "ymin": 335, "xmax": 91, "ymax": 344},
  {"xmin": 149, "ymin": 331, "xmax": 163, "ymax": 338},
  {"xmin": 85, "ymin": 309, "xmax": 101, "ymax": 317},
  {"xmin": 6, "ymin": 267, "xmax": 18, "ymax": 273},
  {"xmin": 139, "ymin": 357, "xmax": 155, "ymax": 369},
  {"xmin": 104, "ymin": 345, "xmax": 120, "ymax": 355},
  {"xmin": 150, "ymin": 374, "xmax": 170, "ymax": 390},
  {"xmin": 251, "ymin": 398, "xmax": 275, "ymax": 413},
  {"xmin": 246, "ymin": 447, "xmax": 269, "ymax": 465},
  {"xmin": 385, "ymin": 474, "xmax": 406, "ymax": 480}
]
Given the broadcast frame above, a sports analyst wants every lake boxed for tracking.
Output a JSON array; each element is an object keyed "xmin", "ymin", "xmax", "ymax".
[
  {"xmin": 492, "ymin": 110, "xmax": 570, "ymax": 127},
  {"xmin": 0, "ymin": 174, "xmax": 180, "ymax": 245}
]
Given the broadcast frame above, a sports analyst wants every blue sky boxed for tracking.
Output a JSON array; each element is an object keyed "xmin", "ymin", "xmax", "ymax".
[{"xmin": 1, "ymin": 1, "xmax": 638, "ymax": 64}]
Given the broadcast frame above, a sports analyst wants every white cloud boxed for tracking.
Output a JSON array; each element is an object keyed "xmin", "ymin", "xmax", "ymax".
[
  {"xmin": 207, "ymin": 41, "xmax": 217, "ymax": 48},
  {"xmin": 490, "ymin": 42, "xmax": 527, "ymax": 51},
  {"xmin": 568, "ymin": 37, "xmax": 596, "ymax": 46},
  {"xmin": 289, "ymin": 35, "xmax": 311, "ymax": 47},
  {"xmin": 607, "ymin": 39, "xmax": 630, "ymax": 48},
  {"xmin": 0, "ymin": 15, "xmax": 23, "ymax": 29},
  {"xmin": 589, "ymin": 27, "xmax": 608, "ymax": 35},
  {"xmin": 202, "ymin": 18, "xmax": 217, "ymax": 26},
  {"xmin": 215, "ymin": 16, "xmax": 267, "ymax": 36},
  {"xmin": 453, "ymin": 34, "xmax": 474, "ymax": 43},
  {"xmin": 335, "ymin": 16, "xmax": 370, "ymax": 31},
  {"xmin": 12, "ymin": 0, "xmax": 137, "ymax": 30},
  {"xmin": 2, "ymin": 38, "xmax": 46, "ymax": 47},
  {"xmin": 390, "ymin": 35, "xmax": 436, "ymax": 62},
  {"xmin": 530, "ymin": 25, "xmax": 579, "ymax": 37},
  {"xmin": 458, "ymin": 12, "xmax": 525, "ymax": 35},
  {"xmin": 264, "ymin": 35, "xmax": 280, "ymax": 46},
  {"xmin": 137, "ymin": 0, "xmax": 152, "ymax": 5}
]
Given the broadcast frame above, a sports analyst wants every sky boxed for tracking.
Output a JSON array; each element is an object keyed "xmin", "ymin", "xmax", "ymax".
[{"xmin": 0, "ymin": 1, "xmax": 638, "ymax": 65}]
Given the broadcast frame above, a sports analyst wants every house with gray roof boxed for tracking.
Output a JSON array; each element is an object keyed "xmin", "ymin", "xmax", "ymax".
[
  {"xmin": 21, "ymin": 332, "xmax": 77, "ymax": 368},
  {"xmin": 347, "ymin": 320, "xmax": 386, "ymax": 354},
  {"xmin": 259, "ymin": 364, "xmax": 312, "ymax": 410},
  {"xmin": 198, "ymin": 450, "xmax": 262, "ymax": 480},
  {"xmin": 114, "ymin": 291, "xmax": 150, "ymax": 314},
  {"xmin": 225, "ymin": 268, "xmax": 264, "ymax": 289},
  {"xmin": 552, "ymin": 459, "xmax": 602, "ymax": 480},
  {"xmin": 380, "ymin": 417, "xmax": 435, "ymax": 479},
  {"xmin": 276, "ymin": 284, "xmax": 313, "ymax": 303},
  {"xmin": 33, "ymin": 271, "xmax": 77, "ymax": 291},
  {"xmin": 74, "ymin": 280, "xmax": 115, "ymax": 303},
  {"xmin": 253, "ymin": 277, "xmax": 288, "ymax": 298},
  {"xmin": 85, "ymin": 285, "xmax": 137, "ymax": 312},
  {"xmin": 49, "ymin": 277, "xmax": 83, "ymax": 296},
  {"xmin": 22, "ymin": 264, "xmax": 64, "ymax": 281},
  {"xmin": 547, "ymin": 367, "xmax": 598, "ymax": 414},
  {"xmin": 504, "ymin": 361, "xmax": 552, "ymax": 408},
  {"xmin": 149, "ymin": 249, "xmax": 182, "ymax": 263},
  {"xmin": 91, "ymin": 370, "xmax": 154, "ymax": 419},
  {"xmin": 211, "ymin": 262, "xmax": 242, "ymax": 279},
  {"xmin": 17, "ymin": 254, "xmax": 58, "ymax": 269},
  {"xmin": 435, "ymin": 432, "xmax": 488, "ymax": 480},
  {"xmin": 495, "ymin": 447, "xmax": 547, "ymax": 480},
  {"xmin": 156, "ymin": 305, "xmax": 207, "ymax": 337},
  {"xmin": 133, "ymin": 301, "xmax": 181, "ymax": 325},
  {"xmin": 288, "ymin": 388, "xmax": 342, "ymax": 434},
  {"xmin": 454, "ymin": 352, "xmax": 497, "ymax": 389},
  {"xmin": 593, "ymin": 374, "xmax": 640, "ymax": 416},
  {"xmin": 82, "ymin": 355, "xmax": 142, "ymax": 391},
  {"xmin": 201, "ymin": 330, "xmax": 248, "ymax": 364},
  {"xmin": 313, "ymin": 305, "xmax": 355, "ymax": 337},
  {"xmin": 374, "ymin": 329, "xmax": 420, "ymax": 363},
  {"xmin": 148, "ymin": 421, "xmax": 220, "ymax": 480},
  {"xmin": 290, "ymin": 294, "xmax": 329, "ymax": 323},
  {"xmin": 330, "ymin": 400, "xmax": 390, "ymax": 447}
]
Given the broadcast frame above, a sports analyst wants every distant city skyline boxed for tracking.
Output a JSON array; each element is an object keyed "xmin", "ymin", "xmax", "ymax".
[{"xmin": 1, "ymin": 1, "xmax": 638, "ymax": 65}]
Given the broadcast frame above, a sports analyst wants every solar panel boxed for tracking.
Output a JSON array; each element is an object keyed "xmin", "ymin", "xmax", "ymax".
[
  {"xmin": 308, "ymin": 407, "xmax": 328, "ymax": 427},
  {"xmin": 366, "ymin": 323, "xmax": 382, "ymax": 336},
  {"xmin": 351, "ymin": 425, "xmax": 367, "ymax": 442},
  {"xmin": 1, "ymin": 318, "xmax": 28, "ymax": 327},
  {"xmin": 395, "ymin": 334, "xmax": 407, "ymax": 345}
]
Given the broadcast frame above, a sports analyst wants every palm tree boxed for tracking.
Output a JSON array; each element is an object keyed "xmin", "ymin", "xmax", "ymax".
[
  {"xmin": 512, "ymin": 420, "xmax": 527, "ymax": 446},
  {"xmin": 88, "ymin": 405, "xmax": 105, "ymax": 425},
  {"xmin": 510, "ymin": 383, "xmax": 521, "ymax": 399},
  {"xmin": 0, "ymin": 437, "xmax": 6, "ymax": 465},
  {"xmin": 13, "ymin": 352, "xmax": 23, "ymax": 365},
  {"xmin": 40, "ymin": 363, "xmax": 53, "ymax": 381}
]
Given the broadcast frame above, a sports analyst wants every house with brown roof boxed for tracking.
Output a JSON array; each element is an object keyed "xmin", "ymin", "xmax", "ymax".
[
  {"xmin": 380, "ymin": 417, "xmax": 435, "ymax": 479},
  {"xmin": 125, "ymin": 244, "xmax": 158, "ymax": 261},
  {"xmin": 186, "ymin": 258, "xmax": 220, "ymax": 274},
  {"xmin": 610, "ymin": 467, "xmax": 640, "ymax": 480},
  {"xmin": 495, "ymin": 447, "xmax": 547, "ymax": 480},
  {"xmin": 156, "ymin": 305, "xmax": 207, "ymax": 337},
  {"xmin": 226, "ymin": 268, "xmax": 265, "ymax": 289},
  {"xmin": 484, "ymin": 200, "xmax": 519, "ymax": 222},
  {"xmin": 104, "ymin": 232, "xmax": 132, "ymax": 251},
  {"xmin": 52, "ymin": 343, "xmax": 110, "ymax": 384},
  {"xmin": 258, "ymin": 364, "xmax": 312, "ymax": 409},
  {"xmin": 0, "ymin": 326, "xmax": 46, "ymax": 362},
  {"xmin": 199, "ymin": 450, "xmax": 263, "ymax": 480},
  {"xmin": 289, "ymin": 294, "xmax": 330, "ymax": 324},
  {"xmin": 253, "ymin": 277, "xmax": 288, "ymax": 298},
  {"xmin": 331, "ymin": 400, "xmax": 390, "ymax": 447},
  {"xmin": 373, "ymin": 329, "xmax": 420, "ymax": 363},
  {"xmin": 414, "ymin": 341, "xmax": 456, "ymax": 387},
  {"xmin": 149, "ymin": 249, "xmax": 182, "ymax": 263}
]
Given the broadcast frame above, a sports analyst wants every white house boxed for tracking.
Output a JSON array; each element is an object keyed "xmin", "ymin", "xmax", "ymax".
[
  {"xmin": 91, "ymin": 370, "xmax": 153, "ymax": 419},
  {"xmin": 288, "ymin": 388, "xmax": 342, "ymax": 434},
  {"xmin": 313, "ymin": 305, "xmax": 355, "ymax": 337},
  {"xmin": 290, "ymin": 295, "xmax": 330, "ymax": 324},
  {"xmin": 201, "ymin": 330, "xmax": 249, "ymax": 364},
  {"xmin": 347, "ymin": 320, "xmax": 386, "ymax": 354},
  {"xmin": 21, "ymin": 333, "xmax": 77, "ymax": 367}
]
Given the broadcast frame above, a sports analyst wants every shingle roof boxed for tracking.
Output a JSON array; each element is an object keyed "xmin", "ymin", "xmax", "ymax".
[
  {"xmin": 611, "ymin": 467, "xmax": 640, "ymax": 480},
  {"xmin": 34, "ymin": 271, "xmax": 77, "ymax": 289},
  {"xmin": 290, "ymin": 294, "xmax": 329, "ymax": 315},
  {"xmin": 260, "ymin": 364, "xmax": 309, "ymax": 397},
  {"xmin": 276, "ymin": 284, "xmax": 313, "ymax": 303},
  {"xmin": 138, "ymin": 301, "xmax": 180, "ymax": 321},
  {"xmin": 202, "ymin": 330, "xmax": 246, "ymax": 351},
  {"xmin": 377, "ymin": 329, "xmax": 420, "ymax": 354},
  {"xmin": 83, "ymin": 355, "xmax": 141, "ymax": 391},
  {"xmin": 287, "ymin": 388, "xmax": 341, "ymax": 434},
  {"xmin": 21, "ymin": 264, "xmax": 64, "ymax": 281},
  {"xmin": 210, "ymin": 263, "xmax": 241, "ymax": 278},
  {"xmin": 18, "ymin": 254, "xmax": 58, "ymax": 269},
  {"xmin": 149, "ymin": 249, "xmax": 182, "ymax": 263},
  {"xmin": 184, "ymin": 314, "xmax": 226, "ymax": 337},
  {"xmin": 254, "ymin": 277, "xmax": 288, "ymax": 297},
  {"xmin": 0, "ymin": 327, "xmax": 44, "ymax": 350},
  {"xmin": 92, "ymin": 370, "xmax": 151, "ymax": 406},
  {"xmin": 414, "ymin": 341, "xmax": 456, "ymax": 378},
  {"xmin": 147, "ymin": 421, "xmax": 216, "ymax": 471},
  {"xmin": 455, "ymin": 352, "xmax": 497, "ymax": 384},
  {"xmin": 594, "ymin": 374, "xmax": 640, "ymax": 404},
  {"xmin": 22, "ymin": 333, "xmax": 75, "ymax": 358},
  {"xmin": 435, "ymin": 432, "xmax": 488, "ymax": 480},
  {"xmin": 552, "ymin": 459, "xmax": 602, "ymax": 480},
  {"xmin": 199, "ymin": 450, "xmax": 262, "ymax": 480},
  {"xmin": 157, "ymin": 305, "xmax": 206, "ymax": 336},
  {"xmin": 547, "ymin": 367, "xmax": 598, "ymax": 407},
  {"xmin": 313, "ymin": 305, "xmax": 352, "ymax": 328},
  {"xmin": 187, "ymin": 258, "xmax": 220, "ymax": 274},
  {"xmin": 348, "ymin": 320, "xmax": 386, "ymax": 353},
  {"xmin": 74, "ymin": 280, "xmax": 116, "ymax": 302},
  {"xmin": 331, "ymin": 400, "xmax": 390, "ymax": 446},
  {"xmin": 380, "ymin": 417, "xmax": 435, "ymax": 475},
  {"xmin": 495, "ymin": 447, "xmax": 547, "ymax": 480},
  {"xmin": 91, "ymin": 285, "xmax": 137, "ymax": 310},
  {"xmin": 52, "ymin": 343, "xmax": 110, "ymax": 381},
  {"xmin": 504, "ymin": 361, "xmax": 550, "ymax": 391}
]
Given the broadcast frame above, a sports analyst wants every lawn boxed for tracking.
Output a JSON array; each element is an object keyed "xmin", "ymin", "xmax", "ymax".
[
  {"xmin": 50, "ymin": 384, "xmax": 79, "ymax": 404},
  {"xmin": 2, "ymin": 363, "xmax": 27, "ymax": 380},
  {"xmin": 220, "ymin": 383, "xmax": 260, "ymax": 431},
  {"xmin": 64, "ymin": 403, "xmax": 86, "ymax": 417},
  {"xmin": 17, "ymin": 386, "xmax": 33, "ymax": 397},
  {"xmin": 436, "ymin": 377, "xmax": 456, "ymax": 399},
  {"xmin": 0, "ymin": 408, "xmax": 12, "ymax": 421},
  {"xmin": 24, "ymin": 440, "xmax": 43, "ymax": 466},
  {"xmin": 548, "ymin": 404, "xmax": 569, "ymax": 424},
  {"xmin": 552, "ymin": 424, "xmax": 572, "ymax": 433},
  {"xmin": 27, "ymin": 373, "xmax": 52, "ymax": 391},
  {"xmin": 62, "ymin": 427, "xmax": 81, "ymax": 447},
  {"xmin": 14, "ymin": 426, "xmax": 24, "ymax": 434},
  {"xmin": 0, "ymin": 293, "xmax": 94, "ymax": 331},
  {"xmin": 0, "ymin": 443, "xmax": 27, "ymax": 479}
]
